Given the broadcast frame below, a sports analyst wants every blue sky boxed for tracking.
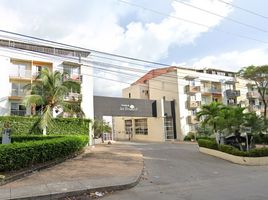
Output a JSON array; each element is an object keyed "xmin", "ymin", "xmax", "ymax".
[{"xmin": 0, "ymin": 0, "xmax": 268, "ymax": 96}]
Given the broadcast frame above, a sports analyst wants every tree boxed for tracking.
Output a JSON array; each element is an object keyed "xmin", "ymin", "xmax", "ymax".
[
  {"xmin": 238, "ymin": 65, "xmax": 268, "ymax": 120},
  {"xmin": 23, "ymin": 68, "xmax": 83, "ymax": 135},
  {"xmin": 197, "ymin": 102, "xmax": 226, "ymax": 141},
  {"xmin": 92, "ymin": 119, "xmax": 112, "ymax": 142}
]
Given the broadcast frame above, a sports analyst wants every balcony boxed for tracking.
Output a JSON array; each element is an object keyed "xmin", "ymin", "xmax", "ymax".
[
  {"xmin": 9, "ymin": 69, "xmax": 32, "ymax": 80},
  {"xmin": 64, "ymin": 92, "xmax": 82, "ymax": 102},
  {"xmin": 185, "ymin": 85, "xmax": 200, "ymax": 94},
  {"xmin": 10, "ymin": 110, "xmax": 26, "ymax": 116},
  {"xmin": 187, "ymin": 100, "xmax": 199, "ymax": 109},
  {"xmin": 211, "ymin": 88, "xmax": 222, "ymax": 94},
  {"xmin": 248, "ymin": 105, "xmax": 260, "ymax": 112},
  {"xmin": 63, "ymin": 74, "xmax": 81, "ymax": 82},
  {"xmin": 187, "ymin": 115, "xmax": 199, "ymax": 124},
  {"xmin": 247, "ymin": 91, "xmax": 260, "ymax": 99},
  {"xmin": 226, "ymin": 89, "xmax": 240, "ymax": 98}
]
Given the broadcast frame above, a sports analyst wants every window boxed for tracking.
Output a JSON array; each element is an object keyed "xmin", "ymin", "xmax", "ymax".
[
  {"xmin": 125, "ymin": 120, "xmax": 133, "ymax": 134},
  {"xmin": 189, "ymin": 80, "xmax": 195, "ymax": 86},
  {"xmin": 135, "ymin": 119, "xmax": 148, "ymax": 135},
  {"xmin": 10, "ymin": 102, "xmax": 26, "ymax": 116},
  {"xmin": 129, "ymin": 93, "xmax": 131, "ymax": 98}
]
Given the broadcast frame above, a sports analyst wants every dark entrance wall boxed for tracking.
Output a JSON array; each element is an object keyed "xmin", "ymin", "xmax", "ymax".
[{"xmin": 93, "ymin": 96, "xmax": 157, "ymax": 119}]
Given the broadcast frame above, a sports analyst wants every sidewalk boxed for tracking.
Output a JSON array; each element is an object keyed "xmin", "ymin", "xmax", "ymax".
[{"xmin": 0, "ymin": 142, "xmax": 144, "ymax": 200}]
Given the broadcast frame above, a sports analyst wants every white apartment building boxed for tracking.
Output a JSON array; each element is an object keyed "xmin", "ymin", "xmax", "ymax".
[
  {"xmin": 114, "ymin": 66, "xmax": 265, "ymax": 141},
  {"xmin": 0, "ymin": 39, "xmax": 93, "ymax": 119}
]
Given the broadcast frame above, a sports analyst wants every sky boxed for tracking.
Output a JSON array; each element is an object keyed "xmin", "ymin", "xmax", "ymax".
[{"xmin": 0, "ymin": 0, "xmax": 268, "ymax": 96}]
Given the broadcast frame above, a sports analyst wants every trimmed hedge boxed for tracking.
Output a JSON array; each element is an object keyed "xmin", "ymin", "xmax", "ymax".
[
  {"xmin": 198, "ymin": 139, "xmax": 268, "ymax": 157},
  {"xmin": 197, "ymin": 139, "xmax": 218, "ymax": 150},
  {"xmin": 0, "ymin": 116, "xmax": 90, "ymax": 135},
  {"xmin": 0, "ymin": 135, "xmax": 88, "ymax": 171}
]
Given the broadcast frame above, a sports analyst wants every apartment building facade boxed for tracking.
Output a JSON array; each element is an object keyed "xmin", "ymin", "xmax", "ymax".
[
  {"xmin": 113, "ymin": 66, "xmax": 265, "ymax": 141},
  {"xmin": 0, "ymin": 39, "xmax": 93, "ymax": 119}
]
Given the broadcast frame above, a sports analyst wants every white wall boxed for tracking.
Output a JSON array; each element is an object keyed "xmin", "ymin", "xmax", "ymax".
[{"xmin": 0, "ymin": 55, "xmax": 11, "ymax": 115}]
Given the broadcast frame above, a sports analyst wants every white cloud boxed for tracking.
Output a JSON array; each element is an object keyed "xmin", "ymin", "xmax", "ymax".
[
  {"xmin": 0, "ymin": 0, "xmax": 234, "ymax": 96},
  {"xmin": 190, "ymin": 48, "xmax": 268, "ymax": 72}
]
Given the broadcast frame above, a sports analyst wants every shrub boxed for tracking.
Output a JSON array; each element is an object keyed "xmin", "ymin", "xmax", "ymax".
[
  {"xmin": 248, "ymin": 148, "xmax": 268, "ymax": 157},
  {"xmin": 0, "ymin": 135, "xmax": 88, "ymax": 171},
  {"xmin": 218, "ymin": 144, "xmax": 247, "ymax": 157},
  {"xmin": 198, "ymin": 139, "xmax": 218, "ymax": 150},
  {"xmin": 0, "ymin": 116, "xmax": 90, "ymax": 135},
  {"xmin": 198, "ymin": 139, "xmax": 268, "ymax": 157},
  {"xmin": 253, "ymin": 134, "xmax": 268, "ymax": 145}
]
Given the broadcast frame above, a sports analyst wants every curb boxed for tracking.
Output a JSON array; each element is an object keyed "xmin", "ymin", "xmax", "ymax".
[{"xmin": 8, "ymin": 160, "xmax": 144, "ymax": 200}]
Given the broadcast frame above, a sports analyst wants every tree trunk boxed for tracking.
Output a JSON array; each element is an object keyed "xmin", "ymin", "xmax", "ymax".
[{"xmin": 43, "ymin": 126, "xmax": 47, "ymax": 136}]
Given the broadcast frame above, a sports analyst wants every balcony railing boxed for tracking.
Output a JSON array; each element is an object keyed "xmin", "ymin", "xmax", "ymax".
[
  {"xmin": 187, "ymin": 115, "xmax": 199, "ymax": 124},
  {"xmin": 226, "ymin": 89, "xmax": 240, "ymax": 98},
  {"xmin": 11, "ymin": 90, "xmax": 27, "ymax": 97},
  {"xmin": 201, "ymin": 87, "xmax": 221, "ymax": 94},
  {"xmin": 248, "ymin": 105, "xmax": 260, "ymax": 112},
  {"xmin": 63, "ymin": 74, "xmax": 81, "ymax": 82},
  {"xmin": 64, "ymin": 92, "xmax": 82, "ymax": 102},
  {"xmin": 185, "ymin": 85, "xmax": 200, "ymax": 94},
  {"xmin": 247, "ymin": 91, "xmax": 260, "ymax": 99},
  {"xmin": 9, "ymin": 69, "xmax": 32, "ymax": 79},
  {"xmin": 187, "ymin": 100, "xmax": 199, "ymax": 109},
  {"xmin": 10, "ymin": 110, "xmax": 26, "ymax": 116}
]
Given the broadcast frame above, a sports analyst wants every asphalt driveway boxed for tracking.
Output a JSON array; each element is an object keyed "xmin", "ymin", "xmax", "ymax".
[{"xmin": 102, "ymin": 142, "xmax": 268, "ymax": 200}]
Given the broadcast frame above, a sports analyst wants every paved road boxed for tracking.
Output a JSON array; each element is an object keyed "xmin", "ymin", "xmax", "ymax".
[{"xmin": 101, "ymin": 142, "xmax": 268, "ymax": 200}]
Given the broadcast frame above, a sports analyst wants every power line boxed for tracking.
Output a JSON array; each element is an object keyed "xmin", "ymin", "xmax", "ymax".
[
  {"xmin": 217, "ymin": 0, "xmax": 268, "ymax": 20},
  {"xmin": 0, "ymin": 29, "xmax": 172, "ymax": 68},
  {"xmin": 174, "ymin": 0, "xmax": 268, "ymax": 33},
  {"xmin": 1, "ymin": 44, "xmax": 238, "ymax": 86},
  {"xmin": 118, "ymin": 0, "xmax": 268, "ymax": 44}
]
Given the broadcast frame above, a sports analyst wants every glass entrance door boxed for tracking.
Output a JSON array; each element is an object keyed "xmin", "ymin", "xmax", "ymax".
[{"xmin": 164, "ymin": 117, "xmax": 174, "ymax": 140}]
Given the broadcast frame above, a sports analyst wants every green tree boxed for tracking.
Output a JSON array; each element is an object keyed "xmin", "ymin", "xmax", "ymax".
[
  {"xmin": 197, "ymin": 102, "xmax": 226, "ymax": 138},
  {"xmin": 92, "ymin": 119, "xmax": 112, "ymax": 142},
  {"xmin": 237, "ymin": 65, "xmax": 268, "ymax": 120},
  {"xmin": 23, "ymin": 68, "xmax": 83, "ymax": 135}
]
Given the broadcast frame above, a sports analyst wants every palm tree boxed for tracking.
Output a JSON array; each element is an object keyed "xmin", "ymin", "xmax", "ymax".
[
  {"xmin": 197, "ymin": 102, "xmax": 225, "ymax": 134},
  {"xmin": 23, "ymin": 68, "xmax": 83, "ymax": 135},
  {"xmin": 92, "ymin": 119, "xmax": 112, "ymax": 143}
]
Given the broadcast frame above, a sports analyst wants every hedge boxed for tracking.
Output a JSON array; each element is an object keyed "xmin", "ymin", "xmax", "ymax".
[
  {"xmin": 0, "ymin": 116, "xmax": 90, "ymax": 135},
  {"xmin": 0, "ymin": 135, "xmax": 62, "ymax": 143},
  {"xmin": 198, "ymin": 139, "xmax": 268, "ymax": 157},
  {"xmin": 0, "ymin": 135, "xmax": 88, "ymax": 171}
]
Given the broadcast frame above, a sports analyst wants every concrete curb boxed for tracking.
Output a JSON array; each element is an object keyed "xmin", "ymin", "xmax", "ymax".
[
  {"xmin": 199, "ymin": 147, "xmax": 268, "ymax": 166},
  {"xmin": 8, "ymin": 160, "xmax": 144, "ymax": 200}
]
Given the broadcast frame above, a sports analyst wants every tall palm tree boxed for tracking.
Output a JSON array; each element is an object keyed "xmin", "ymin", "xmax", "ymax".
[
  {"xmin": 23, "ymin": 68, "xmax": 83, "ymax": 135},
  {"xmin": 197, "ymin": 102, "xmax": 225, "ymax": 134}
]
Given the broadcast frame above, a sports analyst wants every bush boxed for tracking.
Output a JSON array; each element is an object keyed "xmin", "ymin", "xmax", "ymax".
[
  {"xmin": 0, "ymin": 116, "xmax": 90, "ymax": 135},
  {"xmin": 198, "ymin": 139, "xmax": 218, "ymax": 150},
  {"xmin": 253, "ymin": 134, "xmax": 268, "ymax": 145},
  {"xmin": 218, "ymin": 144, "xmax": 247, "ymax": 157},
  {"xmin": 198, "ymin": 139, "xmax": 268, "ymax": 157},
  {"xmin": 0, "ymin": 135, "xmax": 88, "ymax": 171}
]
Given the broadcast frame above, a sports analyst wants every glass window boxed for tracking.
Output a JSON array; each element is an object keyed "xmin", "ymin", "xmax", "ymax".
[
  {"xmin": 135, "ymin": 119, "xmax": 148, "ymax": 135},
  {"xmin": 125, "ymin": 120, "xmax": 133, "ymax": 134}
]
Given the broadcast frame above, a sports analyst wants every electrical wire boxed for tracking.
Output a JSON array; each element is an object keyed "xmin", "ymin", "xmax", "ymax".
[
  {"xmin": 118, "ymin": 0, "xmax": 268, "ymax": 44},
  {"xmin": 217, "ymin": 0, "xmax": 268, "ymax": 20},
  {"xmin": 173, "ymin": 0, "xmax": 268, "ymax": 33}
]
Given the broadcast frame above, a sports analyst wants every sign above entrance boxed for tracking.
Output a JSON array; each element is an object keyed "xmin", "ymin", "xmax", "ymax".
[
  {"xmin": 94, "ymin": 96, "xmax": 157, "ymax": 118},
  {"xmin": 120, "ymin": 104, "xmax": 138, "ymax": 112}
]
